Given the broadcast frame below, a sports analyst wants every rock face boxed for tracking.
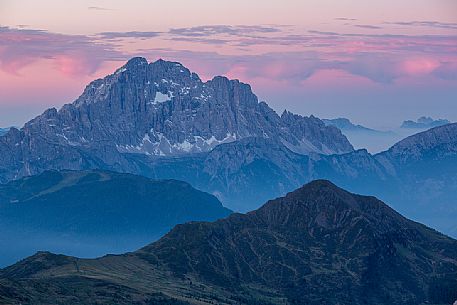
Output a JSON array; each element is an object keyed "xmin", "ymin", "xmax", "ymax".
[
  {"xmin": 0, "ymin": 57, "xmax": 353, "ymax": 182},
  {"xmin": 0, "ymin": 170, "xmax": 231, "ymax": 267},
  {"xmin": 0, "ymin": 128, "xmax": 10, "ymax": 136},
  {"xmin": 383, "ymin": 122, "xmax": 457, "ymax": 163},
  {"xmin": 1, "ymin": 180, "xmax": 456, "ymax": 305},
  {"xmin": 129, "ymin": 137, "xmax": 312, "ymax": 212}
]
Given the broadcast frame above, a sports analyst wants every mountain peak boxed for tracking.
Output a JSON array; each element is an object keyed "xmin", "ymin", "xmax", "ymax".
[
  {"xmin": 125, "ymin": 56, "xmax": 148, "ymax": 67},
  {"xmin": 298, "ymin": 178, "xmax": 336, "ymax": 188},
  {"xmin": 253, "ymin": 179, "xmax": 404, "ymax": 232},
  {"xmin": 286, "ymin": 179, "xmax": 343, "ymax": 199},
  {"xmin": 289, "ymin": 179, "xmax": 361, "ymax": 206},
  {"xmin": 150, "ymin": 58, "xmax": 187, "ymax": 69},
  {"xmin": 2, "ymin": 181, "xmax": 457, "ymax": 305},
  {"xmin": 260, "ymin": 179, "xmax": 352, "ymax": 210},
  {"xmin": 280, "ymin": 109, "xmax": 294, "ymax": 119},
  {"xmin": 114, "ymin": 56, "xmax": 148, "ymax": 74},
  {"xmin": 0, "ymin": 56, "xmax": 354, "ymax": 182},
  {"xmin": 118, "ymin": 57, "xmax": 185, "ymax": 75}
]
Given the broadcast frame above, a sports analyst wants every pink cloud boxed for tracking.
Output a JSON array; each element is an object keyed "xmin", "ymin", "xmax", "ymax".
[
  {"xmin": 0, "ymin": 24, "xmax": 456, "ymax": 119},
  {"xmin": 53, "ymin": 53, "xmax": 101, "ymax": 77},
  {"xmin": 400, "ymin": 57, "xmax": 440, "ymax": 76},
  {"xmin": 301, "ymin": 68, "xmax": 377, "ymax": 89},
  {"xmin": 0, "ymin": 26, "xmax": 121, "ymax": 76}
]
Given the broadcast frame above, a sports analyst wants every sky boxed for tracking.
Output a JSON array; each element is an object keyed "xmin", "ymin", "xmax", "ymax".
[{"xmin": 0, "ymin": 0, "xmax": 456, "ymax": 129}]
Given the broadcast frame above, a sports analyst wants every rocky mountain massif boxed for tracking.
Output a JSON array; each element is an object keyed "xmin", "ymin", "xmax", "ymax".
[
  {"xmin": 0, "ymin": 57, "xmax": 455, "ymax": 237},
  {"xmin": 1, "ymin": 180, "xmax": 456, "ymax": 305},
  {"xmin": 0, "ymin": 170, "xmax": 231, "ymax": 267},
  {"xmin": 0, "ymin": 128, "xmax": 10, "ymax": 136},
  {"xmin": 0, "ymin": 57, "xmax": 352, "ymax": 183}
]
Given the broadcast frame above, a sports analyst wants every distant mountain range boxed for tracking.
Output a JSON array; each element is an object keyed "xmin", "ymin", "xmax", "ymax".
[
  {"xmin": 0, "ymin": 57, "xmax": 352, "ymax": 183},
  {"xmin": 323, "ymin": 118, "xmax": 388, "ymax": 134},
  {"xmin": 1, "ymin": 181, "xmax": 456, "ymax": 305},
  {"xmin": 323, "ymin": 118, "xmax": 398, "ymax": 152},
  {"xmin": 401, "ymin": 116, "xmax": 450, "ymax": 129},
  {"xmin": 126, "ymin": 123, "xmax": 457, "ymax": 237},
  {"xmin": 0, "ymin": 170, "xmax": 231, "ymax": 267},
  {"xmin": 317, "ymin": 123, "xmax": 457, "ymax": 236},
  {"xmin": 0, "ymin": 58, "xmax": 456, "ymax": 238}
]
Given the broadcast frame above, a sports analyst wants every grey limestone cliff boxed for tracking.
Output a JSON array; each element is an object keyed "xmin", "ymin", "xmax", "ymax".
[{"xmin": 0, "ymin": 57, "xmax": 353, "ymax": 182}]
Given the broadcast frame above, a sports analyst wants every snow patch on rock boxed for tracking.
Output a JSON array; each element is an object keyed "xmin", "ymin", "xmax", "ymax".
[
  {"xmin": 117, "ymin": 132, "xmax": 238, "ymax": 156},
  {"xmin": 149, "ymin": 92, "xmax": 172, "ymax": 105}
]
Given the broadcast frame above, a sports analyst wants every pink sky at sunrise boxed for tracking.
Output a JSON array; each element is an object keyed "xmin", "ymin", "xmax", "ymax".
[{"xmin": 0, "ymin": 0, "xmax": 456, "ymax": 128}]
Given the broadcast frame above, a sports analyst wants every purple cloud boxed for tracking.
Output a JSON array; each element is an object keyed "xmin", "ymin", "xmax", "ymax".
[
  {"xmin": 88, "ymin": 6, "xmax": 112, "ymax": 11},
  {"xmin": 354, "ymin": 24, "xmax": 383, "ymax": 29},
  {"xmin": 433, "ymin": 62, "xmax": 457, "ymax": 80},
  {"xmin": 169, "ymin": 25, "xmax": 282, "ymax": 37},
  {"xmin": 136, "ymin": 44, "xmax": 456, "ymax": 85},
  {"xmin": 98, "ymin": 31, "xmax": 162, "ymax": 40},
  {"xmin": 168, "ymin": 37, "xmax": 230, "ymax": 45},
  {"xmin": 335, "ymin": 17, "xmax": 357, "ymax": 21},
  {"xmin": 386, "ymin": 21, "xmax": 457, "ymax": 30},
  {"xmin": 0, "ymin": 26, "xmax": 122, "ymax": 75},
  {"xmin": 1, "ymin": 23, "xmax": 456, "ymax": 85}
]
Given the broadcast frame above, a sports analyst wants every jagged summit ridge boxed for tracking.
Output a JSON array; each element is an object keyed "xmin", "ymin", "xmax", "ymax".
[
  {"xmin": 66, "ymin": 57, "xmax": 353, "ymax": 156},
  {"xmin": 0, "ymin": 57, "xmax": 353, "ymax": 182}
]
